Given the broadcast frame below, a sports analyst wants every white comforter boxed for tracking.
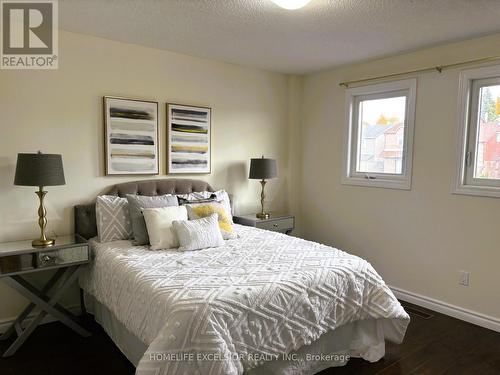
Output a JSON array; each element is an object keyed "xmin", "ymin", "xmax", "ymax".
[{"xmin": 80, "ymin": 225, "xmax": 409, "ymax": 375}]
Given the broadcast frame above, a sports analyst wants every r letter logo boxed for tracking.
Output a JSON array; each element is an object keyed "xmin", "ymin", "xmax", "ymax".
[{"xmin": 1, "ymin": 0, "xmax": 58, "ymax": 69}]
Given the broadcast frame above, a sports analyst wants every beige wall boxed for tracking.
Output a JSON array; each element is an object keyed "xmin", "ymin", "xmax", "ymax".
[
  {"xmin": 1, "ymin": 28, "xmax": 499, "ymax": 330},
  {"xmin": 300, "ymin": 33, "xmax": 500, "ymax": 321},
  {"xmin": 0, "ymin": 31, "xmax": 292, "ymax": 323}
]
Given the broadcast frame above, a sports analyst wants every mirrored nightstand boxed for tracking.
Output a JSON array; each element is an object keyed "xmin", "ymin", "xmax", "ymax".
[
  {"xmin": 233, "ymin": 213, "xmax": 295, "ymax": 234},
  {"xmin": 0, "ymin": 235, "xmax": 91, "ymax": 357}
]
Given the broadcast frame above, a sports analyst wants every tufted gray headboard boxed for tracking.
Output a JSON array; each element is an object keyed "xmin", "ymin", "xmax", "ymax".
[{"xmin": 74, "ymin": 179, "xmax": 215, "ymax": 239}]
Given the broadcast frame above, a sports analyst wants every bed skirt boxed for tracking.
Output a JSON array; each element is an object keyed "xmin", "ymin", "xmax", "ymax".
[{"xmin": 84, "ymin": 292, "xmax": 392, "ymax": 375}]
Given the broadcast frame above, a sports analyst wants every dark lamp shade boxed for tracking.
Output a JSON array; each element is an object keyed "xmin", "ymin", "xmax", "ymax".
[
  {"xmin": 249, "ymin": 158, "xmax": 278, "ymax": 180},
  {"xmin": 14, "ymin": 153, "xmax": 66, "ymax": 187}
]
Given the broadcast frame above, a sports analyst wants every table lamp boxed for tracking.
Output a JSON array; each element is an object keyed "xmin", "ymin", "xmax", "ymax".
[
  {"xmin": 14, "ymin": 152, "xmax": 66, "ymax": 247},
  {"xmin": 249, "ymin": 156, "xmax": 277, "ymax": 219}
]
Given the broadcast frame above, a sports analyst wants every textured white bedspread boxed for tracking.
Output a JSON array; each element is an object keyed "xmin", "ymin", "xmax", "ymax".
[{"xmin": 80, "ymin": 225, "xmax": 409, "ymax": 375}]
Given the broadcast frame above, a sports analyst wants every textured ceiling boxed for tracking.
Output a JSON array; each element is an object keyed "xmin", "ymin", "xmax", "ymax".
[{"xmin": 60, "ymin": 0, "xmax": 500, "ymax": 74}]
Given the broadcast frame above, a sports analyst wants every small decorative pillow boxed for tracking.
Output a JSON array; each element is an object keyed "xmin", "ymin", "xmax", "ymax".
[
  {"xmin": 186, "ymin": 202, "xmax": 237, "ymax": 240},
  {"xmin": 96, "ymin": 195, "xmax": 132, "ymax": 242},
  {"xmin": 142, "ymin": 206, "xmax": 188, "ymax": 250},
  {"xmin": 177, "ymin": 196, "xmax": 218, "ymax": 205},
  {"xmin": 126, "ymin": 194, "xmax": 179, "ymax": 245},
  {"xmin": 172, "ymin": 213, "xmax": 224, "ymax": 251},
  {"xmin": 176, "ymin": 191, "xmax": 212, "ymax": 201},
  {"xmin": 177, "ymin": 190, "xmax": 233, "ymax": 223}
]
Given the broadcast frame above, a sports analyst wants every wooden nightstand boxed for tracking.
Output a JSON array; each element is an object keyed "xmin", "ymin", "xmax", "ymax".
[
  {"xmin": 233, "ymin": 213, "xmax": 295, "ymax": 234},
  {"xmin": 0, "ymin": 235, "xmax": 91, "ymax": 357}
]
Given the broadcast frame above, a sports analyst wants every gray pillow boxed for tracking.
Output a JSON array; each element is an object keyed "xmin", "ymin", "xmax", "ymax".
[{"xmin": 126, "ymin": 194, "xmax": 179, "ymax": 245}]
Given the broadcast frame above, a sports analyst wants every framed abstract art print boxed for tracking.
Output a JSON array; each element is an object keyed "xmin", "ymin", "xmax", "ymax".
[
  {"xmin": 103, "ymin": 96, "xmax": 159, "ymax": 175},
  {"xmin": 167, "ymin": 103, "xmax": 211, "ymax": 174}
]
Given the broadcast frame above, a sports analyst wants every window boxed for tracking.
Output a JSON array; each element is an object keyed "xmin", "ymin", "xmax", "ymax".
[
  {"xmin": 342, "ymin": 79, "xmax": 417, "ymax": 189},
  {"xmin": 455, "ymin": 65, "xmax": 500, "ymax": 198}
]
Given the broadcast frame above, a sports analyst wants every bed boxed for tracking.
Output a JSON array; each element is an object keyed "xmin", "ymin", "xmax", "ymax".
[{"xmin": 75, "ymin": 179, "xmax": 410, "ymax": 375}]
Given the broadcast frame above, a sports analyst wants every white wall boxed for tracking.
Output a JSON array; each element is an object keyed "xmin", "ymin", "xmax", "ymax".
[
  {"xmin": 0, "ymin": 31, "xmax": 293, "ymax": 323},
  {"xmin": 300, "ymin": 33, "xmax": 500, "ymax": 321}
]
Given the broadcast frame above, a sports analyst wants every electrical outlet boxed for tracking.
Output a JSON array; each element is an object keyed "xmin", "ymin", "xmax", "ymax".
[{"xmin": 459, "ymin": 271, "xmax": 470, "ymax": 286}]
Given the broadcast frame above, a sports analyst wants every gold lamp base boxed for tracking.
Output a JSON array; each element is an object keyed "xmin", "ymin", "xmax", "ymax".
[
  {"xmin": 256, "ymin": 179, "xmax": 270, "ymax": 220},
  {"xmin": 32, "ymin": 238, "xmax": 55, "ymax": 248},
  {"xmin": 31, "ymin": 186, "xmax": 55, "ymax": 248}
]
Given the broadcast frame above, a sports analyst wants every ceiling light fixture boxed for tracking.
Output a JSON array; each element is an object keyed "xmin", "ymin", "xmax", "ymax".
[{"xmin": 270, "ymin": 0, "xmax": 312, "ymax": 10}]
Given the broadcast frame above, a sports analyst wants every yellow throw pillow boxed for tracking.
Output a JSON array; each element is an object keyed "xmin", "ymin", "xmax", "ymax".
[{"xmin": 186, "ymin": 203, "xmax": 236, "ymax": 240}]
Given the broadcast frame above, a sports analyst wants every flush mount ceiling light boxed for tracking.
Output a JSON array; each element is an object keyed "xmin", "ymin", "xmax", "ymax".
[{"xmin": 270, "ymin": 0, "xmax": 312, "ymax": 10}]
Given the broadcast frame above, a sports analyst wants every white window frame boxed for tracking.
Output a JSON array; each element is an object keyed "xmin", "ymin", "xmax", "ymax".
[
  {"xmin": 454, "ymin": 65, "xmax": 500, "ymax": 198},
  {"xmin": 342, "ymin": 79, "xmax": 417, "ymax": 190}
]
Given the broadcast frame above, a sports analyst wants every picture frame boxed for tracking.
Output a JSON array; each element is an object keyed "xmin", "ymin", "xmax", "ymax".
[
  {"xmin": 103, "ymin": 96, "xmax": 159, "ymax": 176},
  {"xmin": 167, "ymin": 103, "xmax": 211, "ymax": 174}
]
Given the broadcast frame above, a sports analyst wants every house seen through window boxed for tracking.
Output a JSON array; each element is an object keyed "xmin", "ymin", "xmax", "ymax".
[
  {"xmin": 357, "ymin": 96, "xmax": 406, "ymax": 175},
  {"xmin": 475, "ymin": 84, "xmax": 500, "ymax": 180}
]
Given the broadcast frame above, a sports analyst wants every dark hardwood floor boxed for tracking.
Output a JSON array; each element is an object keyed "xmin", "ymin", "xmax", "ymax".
[{"xmin": 0, "ymin": 302, "xmax": 499, "ymax": 375}]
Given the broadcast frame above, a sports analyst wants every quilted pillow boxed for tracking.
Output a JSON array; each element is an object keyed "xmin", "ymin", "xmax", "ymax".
[
  {"xmin": 186, "ymin": 202, "xmax": 236, "ymax": 240},
  {"xmin": 172, "ymin": 213, "xmax": 224, "ymax": 251},
  {"xmin": 126, "ymin": 194, "xmax": 179, "ymax": 245},
  {"xmin": 177, "ymin": 190, "xmax": 233, "ymax": 223},
  {"xmin": 142, "ymin": 206, "xmax": 188, "ymax": 250},
  {"xmin": 96, "ymin": 195, "xmax": 132, "ymax": 242}
]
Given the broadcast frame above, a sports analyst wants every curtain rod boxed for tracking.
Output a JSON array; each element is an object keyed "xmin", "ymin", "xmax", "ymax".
[{"xmin": 339, "ymin": 55, "xmax": 500, "ymax": 87}]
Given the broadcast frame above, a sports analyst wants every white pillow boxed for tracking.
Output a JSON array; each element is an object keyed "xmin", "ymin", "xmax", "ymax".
[
  {"xmin": 172, "ymin": 213, "xmax": 224, "ymax": 251},
  {"xmin": 142, "ymin": 206, "xmax": 188, "ymax": 250}
]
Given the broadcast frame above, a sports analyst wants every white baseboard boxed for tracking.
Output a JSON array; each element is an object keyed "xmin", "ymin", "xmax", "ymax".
[
  {"xmin": 390, "ymin": 286, "xmax": 500, "ymax": 333},
  {"xmin": 0, "ymin": 304, "xmax": 82, "ymax": 334}
]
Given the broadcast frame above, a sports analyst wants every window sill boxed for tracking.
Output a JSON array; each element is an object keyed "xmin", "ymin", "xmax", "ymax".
[
  {"xmin": 341, "ymin": 176, "xmax": 411, "ymax": 190},
  {"xmin": 453, "ymin": 184, "xmax": 500, "ymax": 199}
]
